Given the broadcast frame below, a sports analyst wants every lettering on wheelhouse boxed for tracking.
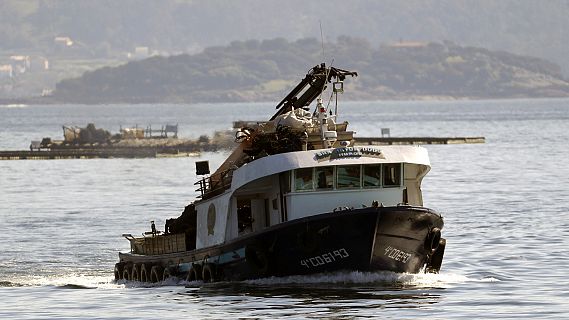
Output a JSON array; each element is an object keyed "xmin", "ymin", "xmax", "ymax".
[
  {"xmin": 314, "ymin": 147, "xmax": 385, "ymax": 162},
  {"xmin": 300, "ymin": 248, "xmax": 350, "ymax": 269},
  {"xmin": 384, "ymin": 246, "xmax": 412, "ymax": 263}
]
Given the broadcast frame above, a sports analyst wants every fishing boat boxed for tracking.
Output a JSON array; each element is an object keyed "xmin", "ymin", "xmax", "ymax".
[{"xmin": 114, "ymin": 63, "xmax": 446, "ymax": 283}]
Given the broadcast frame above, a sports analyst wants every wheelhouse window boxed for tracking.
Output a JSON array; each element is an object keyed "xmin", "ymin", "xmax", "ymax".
[
  {"xmin": 294, "ymin": 167, "xmax": 314, "ymax": 191},
  {"xmin": 315, "ymin": 166, "xmax": 334, "ymax": 189},
  {"xmin": 363, "ymin": 164, "xmax": 381, "ymax": 187},
  {"xmin": 383, "ymin": 163, "xmax": 401, "ymax": 187},
  {"xmin": 292, "ymin": 163, "xmax": 402, "ymax": 192},
  {"xmin": 337, "ymin": 165, "xmax": 361, "ymax": 189}
]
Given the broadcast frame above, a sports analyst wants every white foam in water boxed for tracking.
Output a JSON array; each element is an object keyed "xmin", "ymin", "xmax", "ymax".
[
  {"xmin": 478, "ymin": 276, "xmax": 501, "ymax": 283},
  {"xmin": 10, "ymin": 273, "xmax": 120, "ymax": 289},
  {"xmin": 114, "ymin": 271, "xmax": 483, "ymax": 289},
  {"xmin": 115, "ymin": 276, "xmax": 187, "ymax": 288},
  {"xmin": 244, "ymin": 270, "xmax": 472, "ymax": 288},
  {"xmin": 9, "ymin": 270, "xmax": 491, "ymax": 289},
  {"xmin": 1, "ymin": 104, "xmax": 28, "ymax": 108}
]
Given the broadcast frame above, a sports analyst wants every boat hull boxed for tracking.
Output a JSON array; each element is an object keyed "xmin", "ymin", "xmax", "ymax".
[{"xmin": 116, "ymin": 205, "xmax": 445, "ymax": 282}]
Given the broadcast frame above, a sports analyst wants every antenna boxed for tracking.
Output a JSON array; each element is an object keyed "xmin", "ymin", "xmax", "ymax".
[
  {"xmin": 318, "ymin": 21, "xmax": 332, "ymax": 101},
  {"xmin": 319, "ymin": 20, "xmax": 326, "ymax": 62}
]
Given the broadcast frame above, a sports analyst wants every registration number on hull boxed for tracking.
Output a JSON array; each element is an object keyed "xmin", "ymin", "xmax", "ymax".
[
  {"xmin": 300, "ymin": 248, "xmax": 350, "ymax": 269},
  {"xmin": 384, "ymin": 246, "xmax": 412, "ymax": 263}
]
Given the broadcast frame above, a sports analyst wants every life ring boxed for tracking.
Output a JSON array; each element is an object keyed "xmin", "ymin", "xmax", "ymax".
[
  {"xmin": 114, "ymin": 263, "xmax": 123, "ymax": 281},
  {"xmin": 131, "ymin": 264, "xmax": 141, "ymax": 281},
  {"xmin": 201, "ymin": 263, "xmax": 217, "ymax": 283},
  {"xmin": 140, "ymin": 264, "xmax": 150, "ymax": 282},
  {"xmin": 245, "ymin": 244, "xmax": 269, "ymax": 276},
  {"xmin": 186, "ymin": 264, "xmax": 203, "ymax": 282},
  {"xmin": 424, "ymin": 227, "xmax": 442, "ymax": 254},
  {"xmin": 150, "ymin": 265, "xmax": 163, "ymax": 283}
]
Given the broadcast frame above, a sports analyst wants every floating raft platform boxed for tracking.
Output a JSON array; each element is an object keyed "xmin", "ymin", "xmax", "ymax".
[
  {"xmin": 1, "ymin": 136, "xmax": 485, "ymax": 160},
  {"xmin": 0, "ymin": 148, "xmax": 199, "ymax": 160},
  {"xmin": 353, "ymin": 136, "xmax": 485, "ymax": 145}
]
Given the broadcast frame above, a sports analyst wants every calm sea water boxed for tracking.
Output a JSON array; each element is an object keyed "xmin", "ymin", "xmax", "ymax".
[{"xmin": 1, "ymin": 99, "xmax": 568, "ymax": 319}]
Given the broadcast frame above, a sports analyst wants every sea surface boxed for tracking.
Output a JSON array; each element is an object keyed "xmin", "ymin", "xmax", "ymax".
[{"xmin": 0, "ymin": 99, "xmax": 568, "ymax": 319}]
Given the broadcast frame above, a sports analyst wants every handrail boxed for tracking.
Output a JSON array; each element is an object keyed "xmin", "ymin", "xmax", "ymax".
[{"xmin": 194, "ymin": 169, "xmax": 234, "ymax": 198}]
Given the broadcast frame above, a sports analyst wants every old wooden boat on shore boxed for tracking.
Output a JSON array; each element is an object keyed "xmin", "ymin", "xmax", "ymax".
[{"xmin": 114, "ymin": 63, "xmax": 446, "ymax": 283}]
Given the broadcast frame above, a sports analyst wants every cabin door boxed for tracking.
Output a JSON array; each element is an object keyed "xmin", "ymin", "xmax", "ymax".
[
  {"xmin": 237, "ymin": 199, "xmax": 253, "ymax": 234},
  {"xmin": 237, "ymin": 197, "xmax": 269, "ymax": 233},
  {"xmin": 250, "ymin": 198, "xmax": 268, "ymax": 231}
]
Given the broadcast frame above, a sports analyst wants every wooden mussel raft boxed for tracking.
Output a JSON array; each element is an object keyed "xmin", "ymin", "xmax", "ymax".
[
  {"xmin": 0, "ymin": 123, "xmax": 199, "ymax": 160},
  {"xmin": 115, "ymin": 63, "xmax": 446, "ymax": 283}
]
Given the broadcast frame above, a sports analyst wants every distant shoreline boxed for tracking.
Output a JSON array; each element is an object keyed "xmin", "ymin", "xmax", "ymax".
[{"xmin": 2, "ymin": 93, "xmax": 568, "ymax": 106}]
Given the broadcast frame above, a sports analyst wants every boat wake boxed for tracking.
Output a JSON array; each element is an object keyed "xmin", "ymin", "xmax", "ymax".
[
  {"xmin": 1, "ymin": 274, "xmax": 119, "ymax": 289},
  {"xmin": 1, "ymin": 271, "xmax": 498, "ymax": 290},
  {"xmin": 117, "ymin": 270, "xmax": 494, "ymax": 289},
  {"xmin": 241, "ymin": 270, "xmax": 472, "ymax": 288},
  {"xmin": 172, "ymin": 270, "xmax": 491, "ymax": 289},
  {"xmin": 0, "ymin": 280, "xmax": 24, "ymax": 287}
]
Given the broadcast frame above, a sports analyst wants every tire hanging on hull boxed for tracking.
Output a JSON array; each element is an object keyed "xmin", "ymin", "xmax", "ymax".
[
  {"xmin": 114, "ymin": 263, "xmax": 123, "ymax": 281},
  {"xmin": 140, "ymin": 264, "xmax": 150, "ymax": 282},
  {"xmin": 186, "ymin": 264, "xmax": 203, "ymax": 282},
  {"xmin": 245, "ymin": 243, "xmax": 270, "ymax": 277},
  {"xmin": 150, "ymin": 265, "xmax": 163, "ymax": 283},
  {"xmin": 131, "ymin": 264, "xmax": 140, "ymax": 281},
  {"xmin": 122, "ymin": 263, "xmax": 133, "ymax": 280},
  {"xmin": 202, "ymin": 263, "xmax": 217, "ymax": 283},
  {"xmin": 424, "ymin": 227, "xmax": 442, "ymax": 255},
  {"xmin": 162, "ymin": 267, "xmax": 175, "ymax": 281},
  {"xmin": 426, "ymin": 238, "xmax": 446, "ymax": 273}
]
